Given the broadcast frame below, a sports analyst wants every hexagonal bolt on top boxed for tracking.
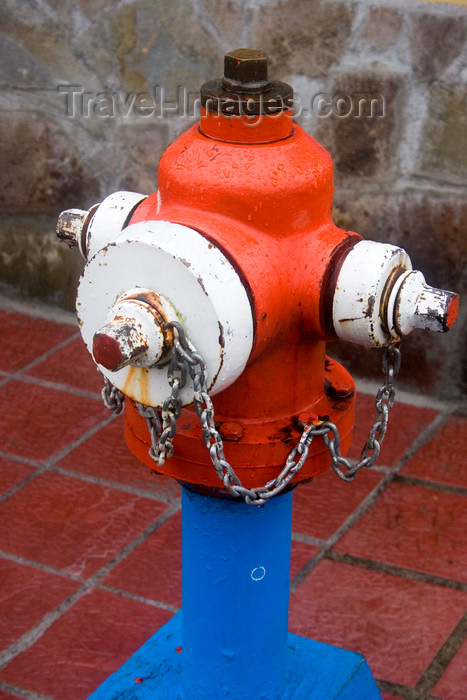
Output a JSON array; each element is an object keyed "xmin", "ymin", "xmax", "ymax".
[{"xmin": 222, "ymin": 48, "xmax": 271, "ymax": 92}]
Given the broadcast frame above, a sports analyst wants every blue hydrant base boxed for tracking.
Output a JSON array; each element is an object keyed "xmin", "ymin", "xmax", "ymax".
[{"xmin": 87, "ymin": 610, "xmax": 382, "ymax": 699}]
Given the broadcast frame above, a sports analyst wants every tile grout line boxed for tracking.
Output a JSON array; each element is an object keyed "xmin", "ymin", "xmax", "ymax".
[
  {"xmin": 0, "ymin": 503, "xmax": 180, "ymax": 672},
  {"xmin": 96, "ymin": 584, "xmax": 179, "ymax": 614},
  {"xmin": 0, "ymin": 550, "xmax": 85, "ymax": 582},
  {"xmin": 392, "ymin": 405, "xmax": 458, "ymax": 470},
  {"xmin": 0, "ymin": 413, "xmax": 119, "ymax": 505},
  {"xmin": 0, "ymin": 586, "xmax": 93, "ymax": 671},
  {"xmin": 50, "ymin": 464, "xmax": 181, "ymax": 504},
  {"xmin": 11, "ymin": 373, "xmax": 103, "ymax": 401},
  {"xmin": 0, "ymin": 680, "xmax": 54, "ymax": 700},
  {"xmin": 85, "ymin": 502, "xmax": 181, "ymax": 584},
  {"xmin": 413, "ymin": 610, "xmax": 467, "ymax": 697},
  {"xmin": 393, "ymin": 473, "xmax": 467, "ymax": 496},
  {"xmin": 15, "ymin": 331, "xmax": 81, "ymax": 373},
  {"xmin": 0, "ymin": 466, "xmax": 48, "ymax": 506},
  {"xmin": 0, "ymin": 451, "xmax": 43, "ymax": 468},
  {"xmin": 290, "ymin": 405, "xmax": 456, "ymax": 592},
  {"xmin": 374, "ymin": 678, "xmax": 423, "ymax": 700},
  {"xmin": 325, "ymin": 551, "xmax": 467, "ymax": 592},
  {"xmin": 0, "ymin": 332, "xmax": 80, "ymax": 390},
  {"xmin": 2, "ymin": 310, "xmax": 464, "ymax": 699},
  {"xmin": 45, "ymin": 412, "xmax": 119, "ymax": 467},
  {"xmin": 291, "ymin": 532, "xmax": 326, "ymax": 548}
]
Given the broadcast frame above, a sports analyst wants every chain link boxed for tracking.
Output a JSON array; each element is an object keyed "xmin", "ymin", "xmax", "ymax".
[
  {"xmin": 101, "ymin": 375, "xmax": 124, "ymax": 414},
  {"xmin": 101, "ymin": 324, "xmax": 401, "ymax": 505},
  {"xmin": 322, "ymin": 342, "xmax": 401, "ymax": 482}
]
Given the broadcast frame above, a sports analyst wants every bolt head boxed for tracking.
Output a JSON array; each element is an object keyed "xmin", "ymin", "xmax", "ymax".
[
  {"xmin": 219, "ymin": 421, "xmax": 244, "ymax": 441},
  {"xmin": 223, "ymin": 48, "xmax": 270, "ymax": 91}
]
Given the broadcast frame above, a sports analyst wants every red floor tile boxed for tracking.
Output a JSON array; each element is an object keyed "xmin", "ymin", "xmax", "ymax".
[
  {"xmin": 0, "ymin": 558, "xmax": 80, "ymax": 653},
  {"xmin": 433, "ymin": 636, "xmax": 467, "ymax": 700},
  {"xmin": 0, "ymin": 311, "xmax": 75, "ymax": 373},
  {"xmin": 402, "ymin": 416, "xmax": 467, "ymax": 489},
  {"xmin": 104, "ymin": 516, "xmax": 319, "ymax": 608},
  {"xmin": 57, "ymin": 417, "xmax": 181, "ymax": 501},
  {"xmin": 348, "ymin": 394, "xmax": 437, "ymax": 466},
  {"xmin": 290, "ymin": 540, "xmax": 320, "ymax": 580},
  {"xmin": 26, "ymin": 337, "xmax": 103, "ymax": 396},
  {"xmin": 0, "ymin": 691, "xmax": 19, "ymax": 699},
  {"xmin": 103, "ymin": 511, "xmax": 182, "ymax": 608},
  {"xmin": 292, "ymin": 468, "xmax": 382, "ymax": 541},
  {"xmin": 0, "ymin": 471, "xmax": 168, "ymax": 577},
  {"xmin": 0, "ymin": 456, "xmax": 35, "ymax": 496},
  {"xmin": 289, "ymin": 559, "xmax": 467, "ymax": 687},
  {"xmin": 0, "ymin": 587, "xmax": 173, "ymax": 700},
  {"xmin": 0, "ymin": 380, "xmax": 108, "ymax": 461},
  {"xmin": 335, "ymin": 482, "xmax": 467, "ymax": 582}
]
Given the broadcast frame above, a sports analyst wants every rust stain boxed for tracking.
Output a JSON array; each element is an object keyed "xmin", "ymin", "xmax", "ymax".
[
  {"xmin": 363, "ymin": 294, "xmax": 375, "ymax": 319},
  {"xmin": 197, "ymin": 276, "xmax": 208, "ymax": 296},
  {"xmin": 119, "ymin": 290, "xmax": 174, "ymax": 360},
  {"xmin": 123, "ymin": 366, "xmax": 151, "ymax": 406}
]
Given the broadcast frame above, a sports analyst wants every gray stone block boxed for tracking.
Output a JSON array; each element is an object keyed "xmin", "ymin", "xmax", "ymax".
[
  {"xmin": 315, "ymin": 71, "xmax": 401, "ymax": 182},
  {"xmin": 416, "ymin": 83, "xmax": 467, "ymax": 186},
  {"xmin": 357, "ymin": 6, "xmax": 402, "ymax": 52},
  {"xmin": 409, "ymin": 13, "xmax": 467, "ymax": 83},
  {"xmin": 0, "ymin": 111, "xmax": 99, "ymax": 213},
  {"xmin": 248, "ymin": 0, "xmax": 354, "ymax": 80}
]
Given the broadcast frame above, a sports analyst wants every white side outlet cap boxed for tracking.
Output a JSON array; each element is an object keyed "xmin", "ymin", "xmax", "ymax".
[{"xmin": 332, "ymin": 240, "xmax": 458, "ymax": 348}]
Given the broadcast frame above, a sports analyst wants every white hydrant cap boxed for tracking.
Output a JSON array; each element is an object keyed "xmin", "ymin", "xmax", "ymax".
[
  {"xmin": 394, "ymin": 270, "xmax": 459, "ymax": 336},
  {"xmin": 76, "ymin": 220, "xmax": 254, "ymax": 407},
  {"xmin": 332, "ymin": 240, "xmax": 459, "ymax": 347}
]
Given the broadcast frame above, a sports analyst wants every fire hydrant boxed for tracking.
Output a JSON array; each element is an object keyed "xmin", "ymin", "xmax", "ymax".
[{"xmin": 57, "ymin": 49, "xmax": 458, "ymax": 699}]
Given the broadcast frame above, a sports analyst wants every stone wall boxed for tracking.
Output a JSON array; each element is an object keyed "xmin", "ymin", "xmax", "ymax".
[{"xmin": 0, "ymin": 0, "xmax": 465, "ymax": 401}]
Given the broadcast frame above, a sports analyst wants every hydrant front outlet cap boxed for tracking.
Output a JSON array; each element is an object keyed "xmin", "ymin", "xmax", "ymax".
[
  {"xmin": 76, "ymin": 220, "xmax": 254, "ymax": 407},
  {"xmin": 92, "ymin": 292, "xmax": 177, "ymax": 372}
]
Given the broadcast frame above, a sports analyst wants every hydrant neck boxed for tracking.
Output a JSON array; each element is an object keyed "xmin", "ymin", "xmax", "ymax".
[
  {"xmin": 199, "ymin": 107, "xmax": 294, "ymax": 144},
  {"xmin": 199, "ymin": 47, "xmax": 294, "ymax": 144}
]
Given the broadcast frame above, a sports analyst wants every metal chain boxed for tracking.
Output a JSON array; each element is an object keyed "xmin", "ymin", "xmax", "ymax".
[
  {"xmin": 101, "ymin": 323, "xmax": 401, "ymax": 506},
  {"xmin": 321, "ymin": 342, "xmax": 401, "ymax": 482},
  {"xmin": 101, "ymin": 375, "xmax": 124, "ymax": 414}
]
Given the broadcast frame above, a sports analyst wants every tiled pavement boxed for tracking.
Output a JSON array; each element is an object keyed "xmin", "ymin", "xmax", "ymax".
[{"xmin": 0, "ymin": 301, "xmax": 466, "ymax": 700}]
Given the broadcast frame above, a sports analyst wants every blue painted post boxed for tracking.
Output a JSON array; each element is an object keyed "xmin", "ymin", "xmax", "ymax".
[
  {"xmin": 88, "ymin": 486, "xmax": 382, "ymax": 699},
  {"xmin": 181, "ymin": 486, "xmax": 293, "ymax": 699}
]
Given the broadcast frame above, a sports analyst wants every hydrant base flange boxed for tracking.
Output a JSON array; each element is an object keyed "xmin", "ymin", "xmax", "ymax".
[{"xmin": 87, "ymin": 611, "xmax": 381, "ymax": 699}]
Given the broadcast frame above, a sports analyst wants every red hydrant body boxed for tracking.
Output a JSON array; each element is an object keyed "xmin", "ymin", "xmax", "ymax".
[
  {"xmin": 124, "ymin": 108, "xmax": 359, "ymax": 488},
  {"xmin": 58, "ymin": 48, "xmax": 458, "ymax": 499}
]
